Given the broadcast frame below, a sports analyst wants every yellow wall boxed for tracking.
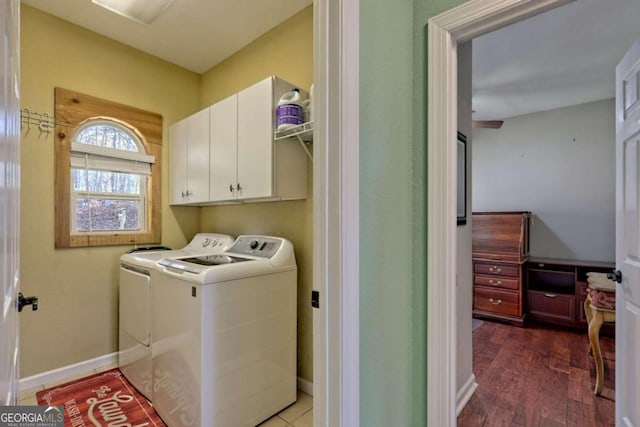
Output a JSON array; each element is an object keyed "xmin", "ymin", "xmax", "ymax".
[
  {"xmin": 19, "ymin": 5, "xmax": 201, "ymax": 376},
  {"xmin": 199, "ymin": 6, "xmax": 314, "ymax": 381},
  {"xmin": 200, "ymin": 7, "xmax": 313, "ymax": 105},
  {"xmin": 19, "ymin": 4, "xmax": 314, "ymax": 382}
]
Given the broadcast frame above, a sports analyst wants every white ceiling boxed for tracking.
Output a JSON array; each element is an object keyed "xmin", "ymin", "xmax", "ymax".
[
  {"xmin": 472, "ymin": 0, "xmax": 640, "ymax": 120},
  {"xmin": 21, "ymin": 0, "xmax": 312, "ymax": 74}
]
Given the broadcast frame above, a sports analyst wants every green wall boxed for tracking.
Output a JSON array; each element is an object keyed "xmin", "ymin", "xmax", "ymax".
[
  {"xmin": 360, "ymin": 0, "xmax": 414, "ymax": 424},
  {"xmin": 359, "ymin": 0, "xmax": 466, "ymax": 425}
]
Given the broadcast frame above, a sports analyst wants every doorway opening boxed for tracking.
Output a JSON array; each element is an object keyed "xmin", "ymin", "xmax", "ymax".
[{"xmin": 427, "ymin": 0, "xmax": 637, "ymax": 424}]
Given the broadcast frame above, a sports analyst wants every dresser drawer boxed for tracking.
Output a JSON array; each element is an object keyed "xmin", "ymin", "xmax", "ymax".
[
  {"xmin": 527, "ymin": 290, "xmax": 575, "ymax": 325},
  {"xmin": 474, "ymin": 262, "xmax": 519, "ymax": 277},
  {"xmin": 474, "ymin": 287, "xmax": 519, "ymax": 317},
  {"xmin": 474, "ymin": 274, "xmax": 519, "ymax": 290}
]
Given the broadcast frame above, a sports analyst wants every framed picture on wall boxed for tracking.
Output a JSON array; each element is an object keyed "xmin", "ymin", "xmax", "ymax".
[{"xmin": 457, "ymin": 132, "xmax": 467, "ymax": 226}]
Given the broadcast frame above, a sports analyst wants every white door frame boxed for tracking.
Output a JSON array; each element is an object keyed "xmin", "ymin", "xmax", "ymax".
[
  {"xmin": 426, "ymin": 0, "xmax": 573, "ymax": 425},
  {"xmin": 313, "ymin": 0, "xmax": 360, "ymax": 426}
]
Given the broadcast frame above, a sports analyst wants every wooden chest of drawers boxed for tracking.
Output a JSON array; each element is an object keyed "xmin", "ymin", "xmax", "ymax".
[
  {"xmin": 473, "ymin": 259, "xmax": 526, "ymax": 324},
  {"xmin": 472, "ymin": 212, "xmax": 531, "ymax": 326}
]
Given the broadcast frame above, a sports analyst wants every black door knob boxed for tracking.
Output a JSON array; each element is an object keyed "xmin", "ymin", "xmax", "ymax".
[
  {"xmin": 18, "ymin": 292, "xmax": 39, "ymax": 312},
  {"xmin": 607, "ymin": 270, "xmax": 622, "ymax": 283}
]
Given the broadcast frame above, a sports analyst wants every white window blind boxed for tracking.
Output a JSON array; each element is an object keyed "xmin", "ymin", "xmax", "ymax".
[{"xmin": 70, "ymin": 142, "xmax": 154, "ymax": 174}]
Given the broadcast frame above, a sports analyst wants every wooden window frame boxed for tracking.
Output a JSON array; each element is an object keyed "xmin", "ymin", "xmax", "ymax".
[{"xmin": 54, "ymin": 87, "xmax": 162, "ymax": 248}]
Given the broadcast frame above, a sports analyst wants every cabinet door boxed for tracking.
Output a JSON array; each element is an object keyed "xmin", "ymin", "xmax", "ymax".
[
  {"xmin": 168, "ymin": 119, "xmax": 188, "ymax": 205},
  {"xmin": 237, "ymin": 77, "xmax": 274, "ymax": 199},
  {"xmin": 527, "ymin": 290, "xmax": 575, "ymax": 326},
  {"xmin": 210, "ymin": 94, "xmax": 238, "ymax": 201},
  {"xmin": 186, "ymin": 108, "xmax": 210, "ymax": 203}
]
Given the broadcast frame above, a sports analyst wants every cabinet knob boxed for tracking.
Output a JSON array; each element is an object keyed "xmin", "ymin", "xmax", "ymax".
[
  {"xmin": 229, "ymin": 184, "xmax": 234, "ymax": 193},
  {"xmin": 237, "ymin": 183, "xmax": 242, "ymax": 191}
]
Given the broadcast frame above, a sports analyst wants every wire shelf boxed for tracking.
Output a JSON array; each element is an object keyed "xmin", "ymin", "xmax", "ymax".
[
  {"xmin": 274, "ymin": 121, "xmax": 313, "ymax": 142},
  {"xmin": 274, "ymin": 121, "xmax": 313, "ymax": 161}
]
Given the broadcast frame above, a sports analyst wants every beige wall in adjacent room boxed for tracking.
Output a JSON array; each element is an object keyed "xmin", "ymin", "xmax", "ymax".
[
  {"xmin": 19, "ymin": 5, "xmax": 201, "ymax": 377},
  {"xmin": 472, "ymin": 98, "xmax": 615, "ymax": 262},
  {"xmin": 198, "ymin": 5, "xmax": 314, "ymax": 382}
]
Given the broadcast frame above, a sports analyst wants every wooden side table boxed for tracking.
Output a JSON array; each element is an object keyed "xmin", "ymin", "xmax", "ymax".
[{"xmin": 584, "ymin": 272, "xmax": 616, "ymax": 396}]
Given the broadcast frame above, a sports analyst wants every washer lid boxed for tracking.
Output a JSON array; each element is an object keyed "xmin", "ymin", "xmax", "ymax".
[
  {"xmin": 179, "ymin": 254, "xmax": 253, "ymax": 266},
  {"xmin": 157, "ymin": 255, "xmax": 256, "ymax": 274}
]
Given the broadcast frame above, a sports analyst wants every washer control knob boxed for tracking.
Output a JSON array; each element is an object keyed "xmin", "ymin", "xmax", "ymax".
[{"xmin": 250, "ymin": 240, "xmax": 259, "ymax": 250}]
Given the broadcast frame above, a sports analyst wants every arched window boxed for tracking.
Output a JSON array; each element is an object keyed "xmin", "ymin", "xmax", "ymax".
[
  {"xmin": 70, "ymin": 119, "xmax": 154, "ymax": 233},
  {"xmin": 54, "ymin": 87, "xmax": 162, "ymax": 248}
]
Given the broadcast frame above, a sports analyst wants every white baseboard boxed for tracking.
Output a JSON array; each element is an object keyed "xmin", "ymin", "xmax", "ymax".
[
  {"xmin": 21, "ymin": 353, "xmax": 313, "ymax": 400},
  {"xmin": 20, "ymin": 352, "xmax": 118, "ymax": 391},
  {"xmin": 297, "ymin": 376, "xmax": 313, "ymax": 396},
  {"xmin": 456, "ymin": 374, "xmax": 478, "ymax": 416}
]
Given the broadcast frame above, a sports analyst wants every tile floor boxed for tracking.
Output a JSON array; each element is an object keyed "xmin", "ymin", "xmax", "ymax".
[
  {"xmin": 258, "ymin": 391, "xmax": 313, "ymax": 427},
  {"xmin": 18, "ymin": 363, "xmax": 313, "ymax": 427}
]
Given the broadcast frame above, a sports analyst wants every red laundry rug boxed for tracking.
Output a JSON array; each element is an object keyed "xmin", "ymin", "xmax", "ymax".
[{"xmin": 36, "ymin": 368, "xmax": 166, "ymax": 426}]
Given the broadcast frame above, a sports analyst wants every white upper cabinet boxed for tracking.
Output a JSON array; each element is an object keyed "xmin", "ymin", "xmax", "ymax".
[
  {"xmin": 186, "ymin": 108, "xmax": 211, "ymax": 203},
  {"xmin": 236, "ymin": 77, "xmax": 275, "ymax": 200},
  {"xmin": 168, "ymin": 118, "xmax": 187, "ymax": 205},
  {"xmin": 169, "ymin": 107, "xmax": 210, "ymax": 205},
  {"xmin": 209, "ymin": 94, "xmax": 238, "ymax": 201},
  {"xmin": 170, "ymin": 76, "xmax": 308, "ymax": 206}
]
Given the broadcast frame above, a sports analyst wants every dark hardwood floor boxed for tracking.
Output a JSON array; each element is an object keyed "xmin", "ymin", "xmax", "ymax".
[{"xmin": 457, "ymin": 320, "xmax": 615, "ymax": 427}]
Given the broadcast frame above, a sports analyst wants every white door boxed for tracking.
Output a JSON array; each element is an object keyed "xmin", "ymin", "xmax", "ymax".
[
  {"xmin": 210, "ymin": 94, "xmax": 238, "ymax": 201},
  {"xmin": 616, "ymin": 38, "xmax": 640, "ymax": 427},
  {"xmin": 0, "ymin": 0, "xmax": 21, "ymax": 406}
]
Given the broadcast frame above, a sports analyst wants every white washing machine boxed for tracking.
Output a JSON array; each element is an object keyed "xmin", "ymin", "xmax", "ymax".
[
  {"xmin": 118, "ymin": 233, "xmax": 234, "ymax": 400},
  {"xmin": 151, "ymin": 235, "xmax": 297, "ymax": 427}
]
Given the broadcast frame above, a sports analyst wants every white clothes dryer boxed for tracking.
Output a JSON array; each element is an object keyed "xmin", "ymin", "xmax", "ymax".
[
  {"xmin": 118, "ymin": 233, "xmax": 234, "ymax": 400},
  {"xmin": 151, "ymin": 235, "xmax": 297, "ymax": 427}
]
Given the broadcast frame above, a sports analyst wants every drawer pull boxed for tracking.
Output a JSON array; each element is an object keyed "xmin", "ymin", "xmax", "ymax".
[
  {"xmin": 544, "ymin": 293, "xmax": 557, "ymax": 298},
  {"xmin": 488, "ymin": 279, "xmax": 502, "ymax": 285},
  {"xmin": 489, "ymin": 298, "xmax": 502, "ymax": 305},
  {"xmin": 489, "ymin": 266, "xmax": 502, "ymax": 274}
]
